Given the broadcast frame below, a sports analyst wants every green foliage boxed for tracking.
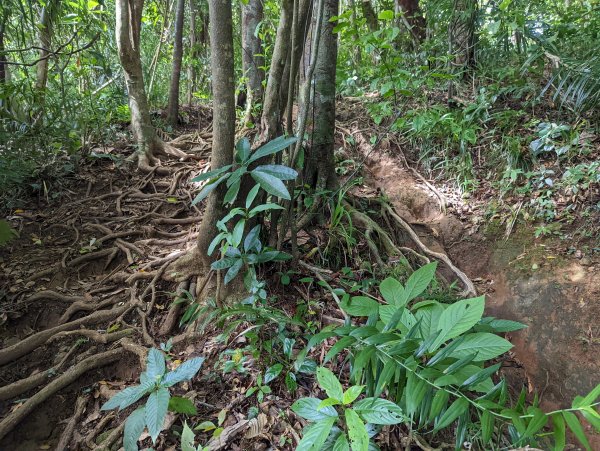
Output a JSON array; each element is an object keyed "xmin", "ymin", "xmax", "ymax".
[
  {"xmin": 294, "ymin": 263, "xmax": 599, "ymax": 450},
  {"xmin": 0, "ymin": 220, "xmax": 17, "ymax": 247},
  {"xmin": 292, "ymin": 367, "xmax": 404, "ymax": 450},
  {"xmin": 102, "ymin": 348, "xmax": 204, "ymax": 451}
]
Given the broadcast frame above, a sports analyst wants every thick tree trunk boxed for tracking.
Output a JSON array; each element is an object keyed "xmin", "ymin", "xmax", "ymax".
[
  {"xmin": 397, "ymin": 0, "xmax": 426, "ymax": 43},
  {"xmin": 167, "ymin": 0, "xmax": 186, "ymax": 126},
  {"xmin": 360, "ymin": 0, "xmax": 377, "ymax": 32},
  {"xmin": 195, "ymin": 0, "xmax": 236, "ymax": 264},
  {"xmin": 260, "ymin": 0, "xmax": 293, "ymax": 141},
  {"xmin": 241, "ymin": 0, "xmax": 265, "ymax": 124},
  {"xmin": 187, "ymin": 0, "xmax": 197, "ymax": 106}
]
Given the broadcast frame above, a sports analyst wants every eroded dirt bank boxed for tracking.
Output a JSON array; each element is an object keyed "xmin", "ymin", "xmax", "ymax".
[{"xmin": 362, "ymin": 147, "xmax": 600, "ymax": 445}]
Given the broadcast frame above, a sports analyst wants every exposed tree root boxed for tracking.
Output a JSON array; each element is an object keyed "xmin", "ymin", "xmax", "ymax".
[
  {"xmin": 0, "ymin": 347, "xmax": 125, "ymax": 442},
  {"xmin": 382, "ymin": 203, "xmax": 476, "ymax": 296},
  {"xmin": 55, "ymin": 395, "xmax": 88, "ymax": 450},
  {"xmin": 0, "ymin": 304, "xmax": 130, "ymax": 366}
]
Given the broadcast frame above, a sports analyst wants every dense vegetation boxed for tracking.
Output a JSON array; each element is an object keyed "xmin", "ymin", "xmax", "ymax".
[{"xmin": 0, "ymin": 0, "xmax": 598, "ymax": 450}]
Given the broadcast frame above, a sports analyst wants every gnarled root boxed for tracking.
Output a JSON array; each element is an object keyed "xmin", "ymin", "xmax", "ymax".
[{"xmin": 0, "ymin": 347, "xmax": 124, "ymax": 442}]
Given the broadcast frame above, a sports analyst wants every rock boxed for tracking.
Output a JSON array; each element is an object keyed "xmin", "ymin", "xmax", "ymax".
[{"xmin": 580, "ymin": 257, "xmax": 592, "ymax": 266}]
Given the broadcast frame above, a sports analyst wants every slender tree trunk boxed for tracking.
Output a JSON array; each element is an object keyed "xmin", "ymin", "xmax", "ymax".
[
  {"xmin": 241, "ymin": 0, "xmax": 265, "ymax": 124},
  {"xmin": 195, "ymin": 0, "xmax": 236, "ymax": 264},
  {"xmin": 0, "ymin": 11, "xmax": 7, "ymax": 86},
  {"xmin": 116, "ymin": 0, "xmax": 187, "ymax": 170},
  {"xmin": 397, "ymin": 0, "xmax": 426, "ymax": 43},
  {"xmin": 305, "ymin": 0, "xmax": 337, "ymax": 188},
  {"xmin": 360, "ymin": 0, "xmax": 377, "ymax": 32},
  {"xmin": 448, "ymin": 0, "xmax": 477, "ymax": 98},
  {"xmin": 187, "ymin": 0, "xmax": 197, "ymax": 105},
  {"xmin": 167, "ymin": 0, "xmax": 186, "ymax": 126},
  {"xmin": 148, "ymin": 0, "xmax": 174, "ymax": 99},
  {"xmin": 35, "ymin": 2, "xmax": 53, "ymax": 92},
  {"xmin": 260, "ymin": 0, "xmax": 293, "ymax": 141}
]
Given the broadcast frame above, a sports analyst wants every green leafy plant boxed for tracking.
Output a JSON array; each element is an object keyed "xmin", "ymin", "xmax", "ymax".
[
  {"xmin": 101, "ymin": 348, "xmax": 204, "ymax": 451},
  {"xmin": 296, "ymin": 263, "xmax": 600, "ymax": 450},
  {"xmin": 291, "ymin": 366, "xmax": 405, "ymax": 450}
]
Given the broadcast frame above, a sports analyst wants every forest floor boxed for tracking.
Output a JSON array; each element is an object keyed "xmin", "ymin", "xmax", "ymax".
[{"xmin": 0, "ymin": 101, "xmax": 599, "ymax": 450}]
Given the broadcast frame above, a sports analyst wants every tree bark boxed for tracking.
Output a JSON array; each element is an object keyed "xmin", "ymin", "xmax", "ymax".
[
  {"xmin": 187, "ymin": 0, "xmax": 197, "ymax": 105},
  {"xmin": 35, "ymin": 1, "xmax": 54, "ymax": 92},
  {"xmin": 241, "ymin": 0, "xmax": 265, "ymax": 124},
  {"xmin": 167, "ymin": 0, "xmax": 186, "ymax": 126},
  {"xmin": 396, "ymin": 0, "xmax": 426, "ymax": 43},
  {"xmin": 0, "ymin": 11, "xmax": 8, "ymax": 86},
  {"xmin": 305, "ymin": 0, "xmax": 337, "ymax": 189},
  {"xmin": 116, "ymin": 0, "xmax": 187, "ymax": 170},
  {"xmin": 195, "ymin": 0, "xmax": 236, "ymax": 264},
  {"xmin": 360, "ymin": 0, "xmax": 377, "ymax": 32},
  {"xmin": 448, "ymin": 0, "xmax": 477, "ymax": 98},
  {"xmin": 260, "ymin": 0, "xmax": 293, "ymax": 142}
]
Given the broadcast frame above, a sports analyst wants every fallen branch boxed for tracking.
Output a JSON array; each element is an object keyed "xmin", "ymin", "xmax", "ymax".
[{"xmin": 55, "ymin": 395, "xmax": 88, "ymax": 450}]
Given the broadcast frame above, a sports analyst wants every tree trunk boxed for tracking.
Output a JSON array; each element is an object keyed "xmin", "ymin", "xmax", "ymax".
[
  {"xmin": 305, "ymin": 0, "xmax": 337, "ymax": 189},
  {"xmin": 195, "ymin": 0, "xmax": 236, "ymax": 264},
  {"xmin": 260, "ymin": 0, "xmax": 293, "ymax": 141},
  {"xmin": 35, "ymin": 2, "xmax": 54, "ymax": 92},
  {"xmin": 241, "ymin": 0, "xmax": 265, "ymax": 124},
  {"xmin": 167, "ymin": 0, "xmax": 186, "ymax": 126},
  {"xmin": 0, "ymin": 11, "xmax": 7, "ymax": 86},
  {"xmin": 360, "ymin": 0, "xmax": 377, "ymax": 32},
  {"xmin": 448, "ymin": 0, "xmax": 477, "ymax": 98},
  {"xmin": 397, "ymin": 0, "xmax": 426, "ymax": 43},
  {"xmin": 187, "ymin": 0, "xmax": 197, "ymax": 106},
  {"xmin": 116, "ymin": 0, "xmax": 187, "ymax": 170}
]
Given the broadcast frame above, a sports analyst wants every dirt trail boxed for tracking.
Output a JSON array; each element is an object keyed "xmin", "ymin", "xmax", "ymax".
[{"xmin": 361, "ymin": 146, "xmax": 600, "ymax": 445}]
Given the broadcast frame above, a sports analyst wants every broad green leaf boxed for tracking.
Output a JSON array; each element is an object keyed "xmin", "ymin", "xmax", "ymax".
[
  {"xmin": 224, "ymin": 178, "xmax": 241, "ymax": 204},
  {"xmin": 324, "ymin": 336, "xmax": 356, "ymax": 363},
  {"xmin": 254, "ymin": 164, "xmax": 298, "ymax": 180},
  {"xmin": 191, "ymin": 174, "xmax": 230, "ymax": 206},
  {"xmin": 430, "ymin": 296, "xmax": 486, "ymax": 350},
  {"xmin": 232, "ymin": 219, "xmax": 245, "ymax": 248},
  {"xmin": 342, "ymin": 296, "xmax": 380, "ymax": 317},
  {"xmin": 461, "ymin": 363, "xmax": 501, "ymax": 389},
  {"xmin": 224, "ymin": 257, "xmax": 242, "ymax": 285},
  {"xmin": 247, "ymin": 136, "xmax": 297, "ymax": 164},
  {"xmin": 481, "ymin": 410, "xmax": 494, "ymax": 444},
  {"xmin": 245, "ymin": 183, "xmax": 261, "ymax": 208},
  {"xmin": 181, "ymin": 422, "xmax": 196, "ymax": 451},
  {"xmin": 146, "ymin": 348, "xmax": 166, "ymax": 380},
  {"xmin": 236, "ymin": 137, "xmax": 251, "ymax": 163},
  {"xmin": 244, "ymin": 224, "xmax": 261, "ymax": 252},
  {"xmin": 448, "ymin": 333, "xmax": 513, "ymax": 362},
  {"xmin": 333, "ymin": 433, "xmax": 350, "ymax": 451},
  {"xmin": 210, "ymin": 257, "xmax": 237, "ymax": 270},
  {"xmin": 379, "ymin": 278, "xmax": 405, "ymax": 306},
  {"xmin": 251, "ymin": 170, "xmax": 291, "ymax": 199},
  {"xmin": 429, "ymin": 390, "xmax": 449, "ymax": 421},
  {"xmin": 146, "ymin": 387, "xmax": 170, "ymax": 443},
  {"xmin": 345, "ymin": 408, "xmax": 369, "ymax": 451},
  {"xmin": 343, "ymin": 386, "xmax": 365, "ymax": 405},
  {"xmin": 476, "ymin": 317, "xmax": 527, "ymax": 333},
  {"xmin": 292, "ymin": 398, "xmax": 339, "ymax": 421},
  {"xmin": 162, "ymin": 357, "xmax": 205, "ymax": 387},
  {"xmin": 168, "ymin": 396, "xmax": 197, "ymax": 415},
  {"xmin": 317, "ymin": 367, "xmax": 344, "ymax": 402},
  {"xmin": 101, "ymin": 381, "xmax": 153, "ymax": 411},
  {"xmin": 403, "ymin": 262, "xmax": 437, "ymax": 303},
  {"xmin": 378, "ymin": 9, "xmax": 394, "ymax": 20},
  {"xmin": 318, "ymin": 398, "xmax": 341, "ymax": 410},
  {"xmin": 374, "ymin": 361, "xmax": 395, "ymax": 398},
  {"xmin": 523, "ymin": 407, "xmax": 548, "ymax": 438},
  {"xmin": 353, "ymin": 398, "xmax": 405, "ymax": 425},
  {"xmin": 551, "ymin": 413, "xmax": 565, "ymax": 451},
  {"xmin": 563, "ymin": 411, "xmax": 591, "ymax": 451},
  {"xmin": 0, "ymin": 220, "xmax": 17, "ymax": 246},
  {"xmin": 190, "ymin": 165, "xmax": 232, "ymax": 182},
  {"xmin": 579, "ymin": 382, "xmax": 600, "ymax": 407},
  {"xmin": 406, "ymin": 372, "xmax": 428, "ymax": 416},
  {"xmin": 123, "ymin": 406, "xmax": 146, "ymax": 451},
  {"xmin": 248, "ymin": 203, "xmax": 285, "ymax": 216},
  {"xmin": 264, "ymin": 364, "xmax": 283, "ymax": 384},
  {"xmin": 296, "ymin": 417, "xmax": 336, "ymax": 451},
  {"xmin": 414, "ymin": 302, "xmax": 445, "ymax": 338},
  {"xmin": 433, "ymin": 397, "xmax": 469, "ymax": 432}
]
